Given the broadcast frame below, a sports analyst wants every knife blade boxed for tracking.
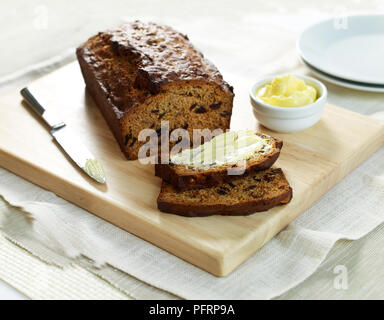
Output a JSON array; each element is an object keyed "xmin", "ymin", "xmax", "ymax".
[{"xmin": 20, "ymin": 87, "xmax": 106, "ymax": 184}]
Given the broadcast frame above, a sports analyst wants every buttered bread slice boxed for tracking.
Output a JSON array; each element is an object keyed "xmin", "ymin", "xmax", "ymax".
[
  {"xmin": 155, "ymin": 130, "xmax": 282, "ymax": 190},
  {"xmin": 157, "ymin": 168, "xmax": 292, "ymax": 216}
]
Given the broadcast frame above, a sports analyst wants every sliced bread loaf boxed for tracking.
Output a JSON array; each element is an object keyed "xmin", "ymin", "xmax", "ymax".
[
  {"xmin": 157, "ymin": 167, "xmax": 292, "ymax": 216},
  {"xmin": 155, "ymin": 130, "xmax": 282, "ymax": 190},
  {"xmin": 77, "ymin": 21, "xmax": 234, "ymax": 160}
]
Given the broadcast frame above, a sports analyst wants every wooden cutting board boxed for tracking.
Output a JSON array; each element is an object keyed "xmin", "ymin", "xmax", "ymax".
[{"xmin": 1, "ymin": 62, "xmax": 384, "ymax": 277}]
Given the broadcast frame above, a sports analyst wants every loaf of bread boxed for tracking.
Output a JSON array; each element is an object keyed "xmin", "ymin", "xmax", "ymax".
[
  {"xmin": 157, "ymin": 168, "xmax": 292, "ymax": 216},
  {"xmin": 155, "ymin": 131, "xmax": 283, "ymax": 190},
  {"xmin": 76, "ymin": 21, "xmax": 234, "ymax": 160}
]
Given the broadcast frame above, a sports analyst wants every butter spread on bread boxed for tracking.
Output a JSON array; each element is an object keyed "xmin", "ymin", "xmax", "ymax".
[
  {"xmin": 170, "ymin": 130, "xmax": 273, "ymax": 170},
  {"xmin": 155, "ymin": 131, "xmax": 282, "ymax": 190}
]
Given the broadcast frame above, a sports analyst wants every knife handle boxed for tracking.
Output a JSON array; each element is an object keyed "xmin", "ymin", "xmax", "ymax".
[{"xmin": 20, "ymin": 87, "xmax": 66, "ymax": 131}]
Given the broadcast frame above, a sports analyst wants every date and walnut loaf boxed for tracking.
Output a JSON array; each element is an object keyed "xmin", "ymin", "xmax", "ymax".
[
  {"xmin": 157, "ymin": 168, "xmax": 293, "ymax": 216},
  {"xmin": 155, "ymin": 132, "xmax": 283, "ymax": 191},
  {"xmin": 77, "ymin": 21, "xmax": 234, "ymax": 160}
]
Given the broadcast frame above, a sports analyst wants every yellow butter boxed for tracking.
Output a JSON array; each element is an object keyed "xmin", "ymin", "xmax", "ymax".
[
  {"xmin": 83, "ymin": 158, "xmax": 106, "ymax": 183},
  {"xmin": 257, "ymin": 75, "xmax": 317, "ymax": 107}
]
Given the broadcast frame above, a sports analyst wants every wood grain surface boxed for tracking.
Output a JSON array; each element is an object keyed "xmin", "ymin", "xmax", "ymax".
[{"xmin": 0, "ymin": 62, "xmax": 383, "ymax": 276}]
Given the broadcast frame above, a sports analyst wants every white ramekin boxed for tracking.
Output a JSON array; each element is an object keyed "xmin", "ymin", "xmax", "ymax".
[{"xmin": 249, "ymin": 74, "xmax": 327, "ymax": 133}]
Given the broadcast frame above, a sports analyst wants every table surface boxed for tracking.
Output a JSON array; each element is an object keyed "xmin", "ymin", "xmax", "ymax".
[
  {"xmin": 1, "ymin": 0, "xmax": 384, "ymax": 299},
  {"xmin": 0, "ymin": 280, "xmax": 26, "ymax": 300}
]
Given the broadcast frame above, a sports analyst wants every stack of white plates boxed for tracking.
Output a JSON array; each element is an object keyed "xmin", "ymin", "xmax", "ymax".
[{"xmin": 297, "ymin": 14, "xmax": 384, "ymax": 92}]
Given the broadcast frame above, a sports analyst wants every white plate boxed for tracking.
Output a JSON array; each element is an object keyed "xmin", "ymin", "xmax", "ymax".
[
  {"xmin": 300, "ymin": 56, "xmax": 384, "ymax": 93},
  {"xmin": 297, "ymin": 14, "xmax": 384, "ymax": 85}
]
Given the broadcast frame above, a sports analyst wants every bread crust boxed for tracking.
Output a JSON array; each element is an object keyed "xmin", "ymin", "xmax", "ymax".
[
  {"xmin": 77, "ymin": 51, "xmax": 132, "ymax": 158},
  {"xmin": 155, "ymin": 136, "xmax": 283, "ymax": 190}
]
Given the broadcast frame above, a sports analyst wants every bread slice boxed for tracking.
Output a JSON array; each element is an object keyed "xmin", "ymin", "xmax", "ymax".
[
  {"xmin": 157, "ymin": 168, "xmax": 292, "ymax": 216},
  {"xmin": 155, "ymin": 131, "xmax": 282, "ymax": 190},
  {"xmin": 76, "ymin": 21, "xmax": 234, "ymax": 160}
]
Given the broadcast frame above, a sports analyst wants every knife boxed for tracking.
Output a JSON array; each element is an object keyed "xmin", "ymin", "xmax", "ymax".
[{"xmin": 20, "ymin": 87, "xmax": 106, "ymax": 184}]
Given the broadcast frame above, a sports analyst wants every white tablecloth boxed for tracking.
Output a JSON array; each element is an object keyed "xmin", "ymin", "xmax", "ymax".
[{"xmin": 0, "ymin": 0, "xmax": 384, "ymax": 299}]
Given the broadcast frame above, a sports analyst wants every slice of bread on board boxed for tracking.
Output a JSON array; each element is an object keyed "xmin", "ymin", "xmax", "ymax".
[
  {"xmin": 157, "ymin": 167, "xmax": 292, "ymax": 216},
  {"xmin": 155, "ymin": 132, "xmax": 282, "ymax": 190}
]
